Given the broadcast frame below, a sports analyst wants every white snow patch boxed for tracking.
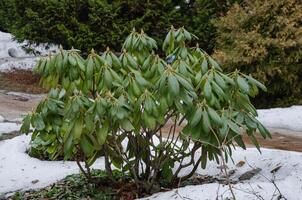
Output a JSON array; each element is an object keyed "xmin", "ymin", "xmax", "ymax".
[
  {"xmin": 6, "ymin": 91, "xmax": 44, "ymax": 99},
  {"xmin": 0, "ymin": 32, "xmax": 27, "ymax": 58},
  {"xmin": 141, "ymin": 148, "xmax": 302, "ymax": 200},
  {"xmin": 0, "ymin": 58, "xmax": 37, "ymax": 72},
  {"xmin": 257, "ymin": 106, "xmax": 302, "ymax": 132},
  {"xmin": 0, "ymin": 122, "xmax": 21, "ymax": 135},
  {"xmin": 0, "ymin": 31, "xmax": 58, "ymax": 72},
  {"xmin": 0, "ymin": 135, "xmax": 104, "ymax": 195}
]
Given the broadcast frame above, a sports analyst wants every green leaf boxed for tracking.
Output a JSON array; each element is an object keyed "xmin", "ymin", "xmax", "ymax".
[
  {"xmin": 220, "ymin": 73, "xmax": 235, "ymax": 85},
  {"xmin": 47, "ymin": 100, "xmax": 57, "ymax": 112},
  {"xmin": 202, "ymin": 111, "xmax": 211, "ymax": 134},
  {"xmin": 77, "ymin": 58, "xmax": 86, "ymax": 71},
  {"xmin": 85, "ymin": 113, "xmax": 95, "ymax": 132},
  {"xmin": 127, "ymin": 54, "xmax": 138, "ymax": 68},
  {"xmin": 201, "ymin": 58, "xmax": 208, "ymax": 74},
  {"xmin": 228, "ymin": 120, "xmax": 241, "ymax": 135},
  {"xmin": 20, "ymin": 115, "xmax": 31, "ymax": 134},
  {"xmin": 68, "ymin": 55, "xmax": 77, "ymax": 66},
  {"xmin": 131, "ymin": 80, "xmax": 141, "ymax": 97},
  {"xmin": 190, "ymin": 108, "xmax": 202, "ymax": 127},
  {"xmin": 64, "ymin": 134, "xmax": 74, "ymax": 158},
  {"xmin": 237, "ymin": 76, "xmax": 249, "ymax": 93},
  {"xmin": 58, "ymin": 89, "xmax": 66, "ymax": 99},
  {"xmin": 135, "ymin": 74, "xmax": 148, "ymax": 86},
  {"xmin": 203, "ymin": 81, "xmax": 212, "ymax": 100},
  {"xmin": 168, "ymin": 75, "xmax": 180, "ymax": 96},
  {"xmin": 175, "ymin": 74, "xmax": 194, "ymax": 91},
  {"xmin": 208, "ymin": 107, "xmax": 222, "ymax": 127},
  {"xmin": 35, "ymin": 114, "xmax": 45, "ymax": 131},
  {"xmin": 104, "ymin": 69, "xmax": 113, "ymax": 87},
  {"xmin": 72, "ymin": 117, "xmax": 83, "ymax": 139},
  {"xmin": 121, "ymin": 119, "xmax": 134, "ymax": 131},
  {"xmin": 258, "ymin": 122, "xmax": 271, "ymax": 139},
  {"xmin": 191, "ymin": 124, "xmax": 201, "ymax": 140},
  {"xmin": 246, "ymin": 75, "xmax": 267, "ymax": 92},
  {"xmin": 80, "ymin": 135, "xmax": 94, "ymax": 156},
  {"xmin": 212, "ymin": 81, "xmax": 227, "ymax": 100},
  {"xmin": 97, "ymin": 121, "xmax": 109, "ymax": 145},
  {"xmin": 214, "ymin": 74, "xmax": 227, "ymax": 89},
  {"xmin": 86, "ymin": 57, "xmax": 94, "ymax": 78},
  {"xmin": 143, "ymin": 113, "xmax": 156, "ymax": 129},
  {"xmin": 110, "ymin": 68, "xmax": 122, "ymax": 83},
  {"xmin": 249, "ymin": 132, "xmax": 261, "ymax": 152},
  {"xmin": 208, "ymin": 56, "xmax": 222, "ymax": 71}
]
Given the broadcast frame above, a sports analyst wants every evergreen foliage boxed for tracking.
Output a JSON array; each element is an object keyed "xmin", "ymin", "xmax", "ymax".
[
  {"xmin": 0, "ymin": 0, "xmax": 241, "ymax": 53},
  {"xmin": 214, "ymin": 0, "xmax": 302, "ymax": 108}
]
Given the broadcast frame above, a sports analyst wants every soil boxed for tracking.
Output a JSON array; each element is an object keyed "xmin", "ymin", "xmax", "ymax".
[
  {"xmin": 0, "ymin": 70, "xmax": 45, "ymax": 94},
  {"xmin": 0, "ymin": 69, "xmax": 302, "ymax": 152}
]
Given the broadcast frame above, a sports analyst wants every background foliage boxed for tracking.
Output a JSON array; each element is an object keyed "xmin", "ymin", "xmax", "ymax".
[
  {"xmin": 214, "ymin": 0, "xmax": 302, "ymax": 108},
  {"xmin": 0, "ymin": 0, "xmax": 15, "ymax": 32},
  {"xmin": 0, "ymin": 0, "xmax": 242, "ymax": 53}
]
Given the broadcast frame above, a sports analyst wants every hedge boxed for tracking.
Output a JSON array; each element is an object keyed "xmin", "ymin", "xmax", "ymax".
[
  {"xmin": 213, "ymin": 0, "xmax": 302, "ymax": 108},
  {"xmin": 0, "ymin": 0, "xmax": 242, "ymax": 53}
]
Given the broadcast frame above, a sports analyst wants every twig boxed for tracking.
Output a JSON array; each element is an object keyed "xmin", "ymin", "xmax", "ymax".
[{"xmin": 244, "ymin": 158, "xmax": 287, "ymax": 200}]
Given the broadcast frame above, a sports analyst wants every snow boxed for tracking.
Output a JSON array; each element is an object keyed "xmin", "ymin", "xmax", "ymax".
[
  {"xmin": 0, "ymin": 32, "xmax": 27, "ymax": 58},
  {"xmin": 0, "ymin": 58, "xmax": 37, "ymax": 72},
  {"xmin": 0, "ymin": 31, "xmax": 58, "ymax": 72},
  {"xmin": 6, "ymin": 91, "xmax": 44, "ymax": 100},
  {"xmin": 0, "ymin": 135, "xmax": 301, "ymax": 199},
  {"xmin": 142, "ymin": 148, "xmax": 302, "ymax": 200},
  {"xmin": 257, "ymin": 106, "xmax": 302, "ymax": 132},
  {"xmin": 0, "ymin": 122, "xmax": 20, "ymax": 135},
  {"xmin": 0, "ymin": 135, "xmax": 104, "ymax": 195}
]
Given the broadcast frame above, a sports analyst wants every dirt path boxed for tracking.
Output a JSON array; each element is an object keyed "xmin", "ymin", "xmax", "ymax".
[{"xmin": 0, "ymin": 91, "xmax": 44, "ymax": 120}]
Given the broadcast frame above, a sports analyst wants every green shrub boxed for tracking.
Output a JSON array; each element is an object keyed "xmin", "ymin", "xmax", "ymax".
[
  {"xmin": 213, "ymin": 0, "xmax": 302, "ymax": 108},
  {"xmin": 0, "ymin": 0, "xmax": 15, "ymax": 31},
  {"xmin": 21, "ymin": 27, "xmax": 269, "ymax": 194},
  {"xmin": 2, "ymin": 0, "xmax": 242, "ymax": 53}
]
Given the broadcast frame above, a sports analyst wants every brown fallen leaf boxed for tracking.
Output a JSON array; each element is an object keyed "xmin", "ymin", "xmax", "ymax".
[{"xmin": 236, "ymin": 160, "xmax": 245, "ymax": 167}]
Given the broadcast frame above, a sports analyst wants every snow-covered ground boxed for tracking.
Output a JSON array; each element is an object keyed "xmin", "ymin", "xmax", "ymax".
[
  {"xmin": 0, "ymin": 31, "xmax": 58, "ymax": 72},
  {"xmin": 0, "ymin": 135, "xmax": 104, "ymax": 196},
  {"xmin": 0, "ymin": 135, "xmax": 301, "ymax": 199},
  {"xmin": 0, "ymin": 122, "xmax": 20, "ymax": 136},
  {"xmin": 257, "ymin": 106, "xmax": 302, "ymax": 132},
  {"xmin": 0, "ymin": 32, "xmax": 28, "ymax": 58},
  {"xmin": 143, "ymin": 148, "xmax": 302, "ymax": 200}
]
